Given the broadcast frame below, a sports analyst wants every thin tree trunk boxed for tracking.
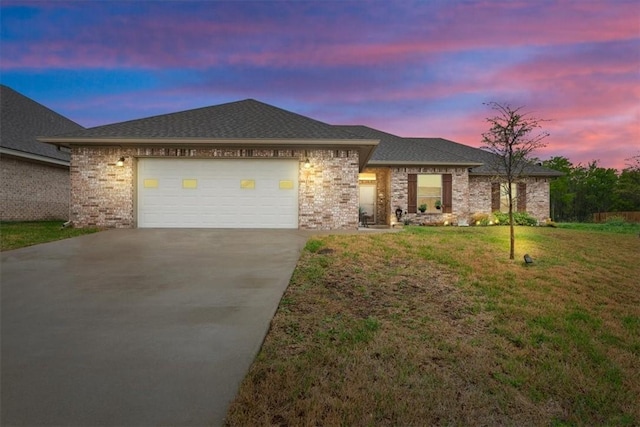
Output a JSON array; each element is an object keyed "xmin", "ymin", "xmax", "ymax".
[
  {"xmin": 509, "ymin": 192, "xmax": 515, "ymax": 260},
  {"xmin": 510, "ymin": 220, "xmax": 515, "ymax": 260}
]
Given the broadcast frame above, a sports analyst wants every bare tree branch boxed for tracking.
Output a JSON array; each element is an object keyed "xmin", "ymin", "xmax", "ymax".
[{"xmin": 481, "ymin": 102, "xmax": 550, "ymax": 260}]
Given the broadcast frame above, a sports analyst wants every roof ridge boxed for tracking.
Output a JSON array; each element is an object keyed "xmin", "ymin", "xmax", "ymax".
[
  {"xmin": 337, "ymin": 124, "xmax": 405, "ymax": 141},
  {"xmin": 77, "ymin": 98, "xmax": 255, "ymax": 132}
]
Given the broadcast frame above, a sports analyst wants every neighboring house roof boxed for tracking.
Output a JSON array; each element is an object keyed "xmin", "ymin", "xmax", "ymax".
[
  {"xmin": 0, "ymin": 85, "xmax": 83, "ymax": 165},
  {"xmin": 40, "ymin": 98, "xmax": 379, "ymax": 170}
]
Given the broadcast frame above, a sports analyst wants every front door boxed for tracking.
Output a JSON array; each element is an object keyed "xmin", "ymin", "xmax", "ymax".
[{"xmin": 359, "ymin": 184, "xmax": 376, "ymax": 223}]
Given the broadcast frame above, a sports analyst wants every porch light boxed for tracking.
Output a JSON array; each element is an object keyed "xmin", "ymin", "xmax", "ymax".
[
  {"xmin": 116, "ymin": 157, "xmax": 125, "ymax": 167},
  {"xmin": 303, "ymin": 158, "xmax": 311, "ymax": 169}
]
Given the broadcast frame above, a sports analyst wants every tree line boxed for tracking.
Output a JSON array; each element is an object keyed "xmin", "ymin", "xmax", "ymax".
[{"xmin": 542, "ymin": 155, "xmax": 640, "ymax": 222}]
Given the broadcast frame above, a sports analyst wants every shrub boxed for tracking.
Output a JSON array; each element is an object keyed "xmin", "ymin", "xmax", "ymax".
[
  {"xmin": 492, "ymin": 211, "xmax": 538, "ymax": 226},
  {"xmin": 471, "ymin": 212, "xmax": 491, "ymax": 226},
  {"xmin": 493, "ymin": 211, "xmax": 509, "ymax": 225}
]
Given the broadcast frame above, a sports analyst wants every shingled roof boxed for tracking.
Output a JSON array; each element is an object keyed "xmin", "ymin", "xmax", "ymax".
[
  {"xmin": 48, "ymin": 99, "xmax": 369, "ymax": 141},
  {"xmin": 0, "ymin": 85, "xmax": 83, "ymax": 163},
  {"xmin": 338, "ymin": 125, "xmax": 481, "ymax": 166},
  {"xmin": 340, "ymin": 125, "xmax": 561, "ymax": 177}
]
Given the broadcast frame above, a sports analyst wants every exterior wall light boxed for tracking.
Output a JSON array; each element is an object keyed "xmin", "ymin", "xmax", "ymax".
[
  {"xmin": 116, "ymin": 157, "xmax": 125, "ymax": 167},
  {"xmin": 303, "ymin": 158, "xmax": 311, "ymax": 169}
]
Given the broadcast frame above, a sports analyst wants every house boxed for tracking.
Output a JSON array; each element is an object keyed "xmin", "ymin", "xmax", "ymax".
[
  {"xmin": 39, "ymin": 98, "xmax": 561, "ymax": 229},
  {"xmin": 340, "ymin": 125, "xmax": 560, "ymax": 226},
  {"xmin": 1, "ymin": 85, "xmax": 84, "ymax": 221}
]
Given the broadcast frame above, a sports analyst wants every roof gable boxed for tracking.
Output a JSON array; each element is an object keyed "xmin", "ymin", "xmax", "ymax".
[
  {"xmin": 338, "ymin": 125, "xmax": 481, "ymax": 166},
  {"xmin": 0, "ymin": 85, "xmax": 83, "ymax": 162},
  {"xmin": 51, "ymin": 99, "xmax": 366, "ymax": 141}
]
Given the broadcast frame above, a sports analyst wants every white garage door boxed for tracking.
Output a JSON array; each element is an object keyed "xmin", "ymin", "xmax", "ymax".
[{"xmin": 137, "ymin": 158, "xmax": 299, "ymax": 228}]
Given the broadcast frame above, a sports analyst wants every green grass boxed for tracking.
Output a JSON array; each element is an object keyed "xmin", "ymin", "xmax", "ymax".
[
  {"xmin": 226, "ymin": 225, "xmax": 640, "ymax": 426},
  {"xmin": 557, "ymin": 221, "xmax": 640, "ymax": 234},
  {"xmin": 1, "ymin": 221, "xmax": 102, "ymax": 251}
]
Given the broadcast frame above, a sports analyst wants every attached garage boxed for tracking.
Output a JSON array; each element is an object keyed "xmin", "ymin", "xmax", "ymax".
[
  {"xmin": 137, "ymin": 158, "xmax": 299, "ymax": 228},
  {"xmin": 40, "ymin": 99, "xmax": 379, "ymax": 229}
]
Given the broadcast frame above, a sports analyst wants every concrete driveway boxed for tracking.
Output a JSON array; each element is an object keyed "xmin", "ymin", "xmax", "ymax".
[{"xmin": 1, "ymin": 229, "xmax": 310, "ymax": 427}]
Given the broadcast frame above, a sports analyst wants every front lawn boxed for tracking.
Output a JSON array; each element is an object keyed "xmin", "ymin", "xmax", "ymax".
[
  {"xmin": 0, "ymin": 221, "xmax": 101, "ymax": 251},
  {"xmin": 226, "ymin": 226, "xmax": 640, "ymax": 426}
]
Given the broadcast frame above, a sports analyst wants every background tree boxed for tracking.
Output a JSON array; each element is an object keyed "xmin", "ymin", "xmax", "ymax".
[
  {"xmin": 481, "ymin": 102, "xmax": 549, "ymax": 260},
  {"xmin": 614, "ymin": 154, "xmax": 640, "ymax": 212},
  {"xmin": 543, "ymin": 156, "xmax": 574, "ymax": 221},
  {"xmin": 543, "ymin": 155, "xmax": 640, "ymax": 222}
]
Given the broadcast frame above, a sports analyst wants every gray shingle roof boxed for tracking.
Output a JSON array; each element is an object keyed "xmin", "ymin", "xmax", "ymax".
[
  {"xmin": 409, "ymin": 137, "xmax": 562, "ymax": 176},
  {"xmin": 0, "ymin": 85, "xmax": 83, "ymax": 162},
  {"xmin": 338, "ymin": 125, "xmax": 481, "ymax": 165},
  {"xmin": 52, "ymin": 99, "xmax": 367, "ymax": 141},
  {"xmin": 340, "ymin": 125, "xmax": 562, "ymax": 176}
]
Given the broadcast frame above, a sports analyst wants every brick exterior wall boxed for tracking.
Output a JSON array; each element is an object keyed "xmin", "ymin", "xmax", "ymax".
[
  {"xmin": 70, "ymin": 146, "xmax": 359, "ymax": 230},
  {"xmin": 300, "ymin": 149, "xmax": 359, "ymax": 230},
  {"xmin": 468, "ymin": 175, "xmax": 551, "ymax": 221},
  {"xmin": 390, "ymin": 166, "xmax": 470, "ymax": 225},
  {"xmin": 1, "ymin": 156, "xmax": 70, "ymax": 221},
  {"xmin": 70, "ymin": 147, "xmax": 135, "ymax": 228}
]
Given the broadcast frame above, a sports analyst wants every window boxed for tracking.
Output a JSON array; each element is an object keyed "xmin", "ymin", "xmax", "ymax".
[
  {"xmin": 492, "ymin": 182, "xmax": 527, "ymax": 213},
  {"xmin": 500, "ymin": 183, "xmax": 518, "ymax": 212},
  {"xmin": 408, "ymin": 174, "xmax": 452, "ymax": 213},
  {"xmin": 417, "ymin": 175, "xmax": 442, "ymax": 213}
]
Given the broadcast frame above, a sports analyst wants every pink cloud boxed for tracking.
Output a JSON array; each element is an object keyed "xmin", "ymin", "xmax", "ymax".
[{"xmin": 2, "ymin": 1, "xmax": 638, "ymax": 70}]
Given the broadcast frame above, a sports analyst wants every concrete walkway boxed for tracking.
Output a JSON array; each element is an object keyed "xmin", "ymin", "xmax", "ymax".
[{"xmin": 1, "ymin": 229, "xmax": 310, "ymax": 427}]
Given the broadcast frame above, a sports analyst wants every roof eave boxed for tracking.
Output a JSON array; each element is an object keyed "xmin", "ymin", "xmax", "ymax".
[
  {"xmin": 38, "ymin": 136, "xmax": 377, "ymax": 145},
  {"xmin": 368, "ymin": 160, "xmax": 484, "ymax": 167},
  {"xmin": 37, "ymin": 137, "xmax": 379, "ymax": 171},
  {"xmin": 469, "ymin": 171, "xmax": 564, "ymax": 177},
  {"xmin": 0, "ymin": 147, "xmax": 70, "ymax": 167}
]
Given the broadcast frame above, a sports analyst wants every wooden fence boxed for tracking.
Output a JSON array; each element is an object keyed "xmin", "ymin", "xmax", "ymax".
[{"xmin": 592, "ymin": 211, "xmax": 640, "ymax": 223}]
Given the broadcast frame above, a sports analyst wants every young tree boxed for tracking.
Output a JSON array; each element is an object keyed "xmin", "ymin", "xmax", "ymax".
[{"xmin": 481, "ymin": 102, "xmax": 550, "ymax": 260}]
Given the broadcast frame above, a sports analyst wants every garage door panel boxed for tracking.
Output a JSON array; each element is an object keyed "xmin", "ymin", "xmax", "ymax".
[{"xmin": 138, "ymin": 159, "xmax": 298, "ymax": 228}]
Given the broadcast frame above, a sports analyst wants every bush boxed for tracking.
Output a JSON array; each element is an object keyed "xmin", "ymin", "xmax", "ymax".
[
  {"xmin": 471, "ymin": 212, "xmax": 491, "ymax": 226},
  {"xmin": 493, "ymin": 211, "xmax": 509, "ymax": 225},
  {"xmin": 492, "ymin": 211, "xmax": 538, "ymax": 226}
]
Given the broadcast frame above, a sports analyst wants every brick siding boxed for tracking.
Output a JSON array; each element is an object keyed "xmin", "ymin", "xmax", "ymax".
[
  {"xmin": 300, "ymin": 149, "xmax": 359, "ymax": 230},
  {"xmin": 390, "ymin": 166, "xmax": 470, "ymax": 225},
  {"xmin": 1, "ymin": 156, "xmax": 70, "ymax": 221},
  {"xmin": 70, "ymin": 146, "xmax": 359, "ymax": 230},
  {"xmin": 468, "ymin": 175, "xmax": 551, "ymax": 221}
]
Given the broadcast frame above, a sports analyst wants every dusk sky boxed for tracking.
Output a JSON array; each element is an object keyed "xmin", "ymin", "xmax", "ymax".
[{"xmin": 1, "ymin": 0, "xmax": 638, "ymax": 170}]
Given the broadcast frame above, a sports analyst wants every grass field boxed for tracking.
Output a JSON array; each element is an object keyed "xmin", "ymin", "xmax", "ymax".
[
  {"xmin": 0, "ymin": 221, "xmax": 101, "ymax": 251},
  {"xmin": 226, "ymin": 225, "xmax": 640, "ymax": 426}
]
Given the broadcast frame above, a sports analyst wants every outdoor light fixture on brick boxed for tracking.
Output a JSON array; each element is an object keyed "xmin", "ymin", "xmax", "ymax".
[
  {"xmin": 116, "ymin": 157, "xmax": 125, "ymax": 167},
  {"xmin": 303, "ymin": 158, "xmax": 311, "ymax": 169}
]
